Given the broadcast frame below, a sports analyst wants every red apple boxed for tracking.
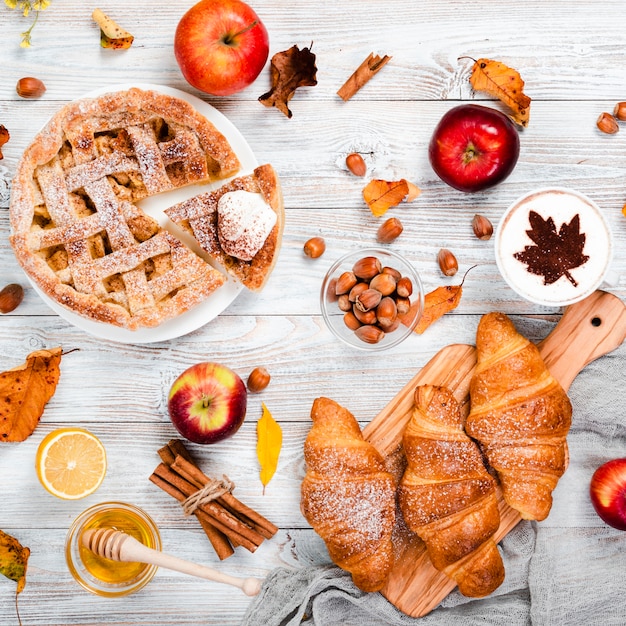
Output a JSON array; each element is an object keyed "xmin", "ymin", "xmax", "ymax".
[
  {"xmin": 174, "ymin": 0, "xmax": 269, "ymax": 97},
  {"xmin": 589, "ymin": 458, "xmax": 626, "ymax": 531},
  {"xmin": 168, "ymin": 362, "xmax": 247, "ymax": 444},
  {"xmin": 428, "ymin": 104, "xmax": 520, "ymax": 193}
]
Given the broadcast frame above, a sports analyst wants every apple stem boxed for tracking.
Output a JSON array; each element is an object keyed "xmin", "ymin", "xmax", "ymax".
[
  {"xmin": 223, "ymin": 20, "xmax": 258, "ymax": 45},
  {"xmin": 202, "ymin": 394, "xmax": 211, "ymax": 409}
]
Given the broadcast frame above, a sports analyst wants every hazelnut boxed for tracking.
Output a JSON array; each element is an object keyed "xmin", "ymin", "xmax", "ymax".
[
  {"xmin": 0, "ymin": 283, "xmax": 24, "ymax": 314},
  {"xmin": 343, "ymin": 310, "xmax": 362, "ymax": 331},
  {"xmin": 597, "ymin": 112, "xmax": 619, "ymax": 134},
  {"xmin": 348, "ymin": 282, "xmax": 368, "ymax": 302},
  {"xmin": 353, "ymin": 305, "xmax": 377, "ymax": 325},
  {"xmin": 352, "ymin": 256, "xmax": 382, "ymax": 280},
  {"xmin": 376, "ymin": 217, "xmax": 403, "ymax": 243},
  {"xmin": 337, "ymin": 294, "xmax": 352, "ymax": 312},
  {"xmin": 354, "ymin": 325, "xmax": 385, "ymax": 344},
  {"xmin": 382, "ymin": 266, "xmax": 402, "ymax": 281},
  {"xmin": 355, "ymin": 288, "xmax": 382, "ymax": 312},
  {"xmin": 16, "ymin": 77, "xmax": 46, "ymax": 99},
  {"xmin": 376, "ymin": 297, "xmax": 397, "ymax": 330},
  {"xmin": 345, "ymin": 152, "xmax": 367, "ymax": 177},
  {"xmin": 247, "ymin": 367, "xmax": 271, "ymax": 393},
  {"xmin": 396, "ymin": 276, "xmax": 413, "ymax": 298},
  {"xmin": 614, "ymin": 102, "xmax": 626, "ymax": 121},
  {"xmin": 437, "ymin": 248, "xmax": 458, "ymax": 277},
  {"xmin": 396, "ymin": 297, "xmax": 411, "ymax": 316},
  {"xmin": 369, "ymin": 272, "xmax": 397, "ymax": 296},
  {"xmin": 472, "ymin": 214, "xmax": 493, "ymax": 240},
  {"xmin": 303, "ymin": 236, "xmax": 326, "ymax": 258},
  {"xmin": 335, "ymin": 271, "xmax": 357, "ymax": 295}
]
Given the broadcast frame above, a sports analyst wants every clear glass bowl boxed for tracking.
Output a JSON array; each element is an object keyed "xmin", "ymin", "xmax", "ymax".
[
  {"xmin": 65, "ymin": 502, "xmax": 161, "ymax": 597},
  {"xmin": 320, "ymin": 248, "xmax": 424, "ymax": 351}
]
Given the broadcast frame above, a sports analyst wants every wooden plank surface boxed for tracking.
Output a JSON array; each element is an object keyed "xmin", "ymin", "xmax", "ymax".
[{"xmin": 1, "ymin": 1, "xmax": 626, "ymax": 624}]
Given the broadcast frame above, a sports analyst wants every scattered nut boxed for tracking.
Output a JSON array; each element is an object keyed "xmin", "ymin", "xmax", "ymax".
[
  {"xmin": 472, "ymin": 214, "xmax": 494, "ymax": 240},
  {"xmin": 0, "ymin": 283, "xmax": 24, "ymax": 314},
  {"xmin": 304, "ymin": 236, "xmax": 326, "ymax": 258},
  {"xmin": 376, "ymin": 217, "xmax": 404, "ymax": 243},
  {"xmin": 614, "ymin": 102, "xmax": 626, "ymax": 121},
  {"xmin": 437, "ymin": 248, "xmax": 459, "ymax": 276},
  {"xmin": 16, "ymin": 77, "xmax": 46, "ymax": 99},
  {"xmin": 247, "ymin": 367, "xmax": 271, "ymax": 393},
  {"xmin": 354, "ymin": 325, "xmax": 385, "ymax": 344},
  {"xmin": 597, "ymin": 112, "xmax": 619, "ymax": 134},
  {"xmin": 345, "ymin": 152, "xmax": 367, "ymax": 177}
]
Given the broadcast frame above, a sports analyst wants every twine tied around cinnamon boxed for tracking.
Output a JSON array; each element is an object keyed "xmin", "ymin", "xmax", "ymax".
[{"xmin": 181, "ymin": 475, "xmax": 235, "ymax": 516}]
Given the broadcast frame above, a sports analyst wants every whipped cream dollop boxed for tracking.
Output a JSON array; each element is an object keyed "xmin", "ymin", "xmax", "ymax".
[{"xmin": 217, "ymin": 190, "xmax": 277, "ymax": 261}]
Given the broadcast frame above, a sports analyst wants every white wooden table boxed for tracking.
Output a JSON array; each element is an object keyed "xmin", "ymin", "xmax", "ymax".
[{"xmin": 1, "ymin": 1, "xmax": 625, "ymax": 624}]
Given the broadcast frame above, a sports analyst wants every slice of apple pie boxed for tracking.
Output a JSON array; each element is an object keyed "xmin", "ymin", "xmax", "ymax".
[
  {"xmin": 165, "ymin": 164, "xmax": 284, "ymax": 292},
  {"xmin": 9, "ymin": 88, "xmax": 241, "ymax": 330}
]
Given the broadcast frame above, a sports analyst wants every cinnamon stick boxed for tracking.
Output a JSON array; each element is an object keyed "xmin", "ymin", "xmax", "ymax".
[
  {"xmin": 337, "ymin": 52, "xmax": 392, "ymax": 101},
  {"xmin": 148, "ymin": 473, "xmax": 234, "ymax": 560},
  {"xmin": 152, "ymin": 463, "xmax": 264, "ymax": 551},
  {"xmin": 171, "ymin": 455, "xmax": 279, "ymax": 540}
]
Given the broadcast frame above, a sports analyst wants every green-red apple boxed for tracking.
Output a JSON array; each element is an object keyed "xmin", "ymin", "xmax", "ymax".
[
  {"xmin": 174, "ymin": 0, "xmax": 269, "ymax": 96},
  {"xmin": 168, "ymin": 362, "xmax": 247, "ymax": 444}
]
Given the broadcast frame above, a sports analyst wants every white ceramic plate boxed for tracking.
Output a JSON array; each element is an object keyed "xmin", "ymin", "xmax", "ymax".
[{"xmin": 27, "ymin": 83, "xmax": 258, "ymax": 344}]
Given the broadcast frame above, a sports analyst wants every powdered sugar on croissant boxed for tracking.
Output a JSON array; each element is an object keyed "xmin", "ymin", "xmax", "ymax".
[
  {"xmin": 301, "ymin": 397, "xmax": 396, "ymax": 592},
  {"xmin": 466, "ymin": 312, "xmax": 573, "ymax": 521},
  {"xmin": 398, "ymin": 385, "xmax": 505, "ymax": 597}
]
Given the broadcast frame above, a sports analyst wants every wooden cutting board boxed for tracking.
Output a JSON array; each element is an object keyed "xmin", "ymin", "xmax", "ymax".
[{"xmin": 362, "ymin": 290, "xmax": 626, "ymax": 618}]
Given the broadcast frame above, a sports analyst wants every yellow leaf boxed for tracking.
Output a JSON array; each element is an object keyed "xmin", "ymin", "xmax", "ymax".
[
  {"xmin": 256, "ymin": 403, "xmax": 282, "ymax": 494},
  {"xmin": 362, "ymin": 179, "xmax": 420, "ymax": 217},
  {"xmin": 0, "ymin": 529, "xmax": 29, "ymax": 594},
  {"xmin": 411, "ymin": 284, "xmax": 464, "ymax": 334},
  {"xmin": 468, "ymin": 58, "xmax": 531, "ymax": 127},
  {"xmin": 0, "ymin": 347, "xmax": 62, "ymax": 442},
  {"xmin": 92, "ymin": 8, "xmax": 134, "ymax": 49}
]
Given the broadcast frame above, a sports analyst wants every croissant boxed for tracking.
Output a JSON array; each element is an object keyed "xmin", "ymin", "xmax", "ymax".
[
  {"xmin": 465, "ymin": 312, "xmax": 572, "ymax": 521},
  {"xmin": 300, "ymin": 397, "xmax": 396, "ymax": 592},
  {"xmin": 398, "ymin": 385, "xmax": 505, "ymax": 598}
]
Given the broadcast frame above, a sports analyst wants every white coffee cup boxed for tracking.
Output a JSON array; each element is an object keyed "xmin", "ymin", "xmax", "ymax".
[{"xmin": 495, "ymin": 187, "xmax": 614, "ymax": 306}]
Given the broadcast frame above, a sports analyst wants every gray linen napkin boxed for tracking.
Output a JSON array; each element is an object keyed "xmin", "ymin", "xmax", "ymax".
[{"xmin": 243, "ymin": 319, "xmax": 626, "ymax": 626}]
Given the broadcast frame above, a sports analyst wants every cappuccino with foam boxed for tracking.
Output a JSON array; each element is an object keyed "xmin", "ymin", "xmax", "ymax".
[{"xmin": 495, "ymin": 188, "xmax": 612, "ymax": 306}]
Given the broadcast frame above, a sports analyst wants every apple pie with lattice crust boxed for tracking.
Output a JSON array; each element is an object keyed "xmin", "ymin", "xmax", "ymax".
[{"xmin": 9, "ymin": 88, "xmax": 283, "ymax": 331}]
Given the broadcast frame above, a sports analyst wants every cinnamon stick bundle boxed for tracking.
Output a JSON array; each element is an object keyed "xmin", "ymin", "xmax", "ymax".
[{"xmin": 150, "ymin": 440, "xmax": 278, "ymax": 560}]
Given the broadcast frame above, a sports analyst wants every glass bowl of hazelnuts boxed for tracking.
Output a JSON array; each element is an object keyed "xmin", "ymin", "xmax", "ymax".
[{"xmin": 320, "ymin": 248, "xmax": 424, "ymax": 351}]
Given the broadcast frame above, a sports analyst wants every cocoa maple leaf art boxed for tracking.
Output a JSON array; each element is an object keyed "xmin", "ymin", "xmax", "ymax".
[
  {"xmin": 513, "ymin": 210, "xmax": 589, "ymax": 286},
  {"xmin": 259, "ymin": 44, "xmax": 318, "ymax": 118}
]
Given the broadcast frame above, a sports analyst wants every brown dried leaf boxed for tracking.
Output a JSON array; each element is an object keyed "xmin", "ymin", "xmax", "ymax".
[
  {"xmin": 92, "ymin": 8, "xmax": 134, "ymax": 49},
  {"xmin": 362, "ymin": 179, "xmax": 420, "ymax": 217},
  {"xmin": 0, "ymin": 347, "xmax": 62, "ymax": 442},
  {"xmin": 468, "ymin": 58, "xmax": 531, "ymax": 127},
  {"xmin": 259, "ymin": 44, "xmax": 318, "ymax": 118},
  {"xmin": 0, "ymin": 125, "xmax": 9, "ymax": 160}
]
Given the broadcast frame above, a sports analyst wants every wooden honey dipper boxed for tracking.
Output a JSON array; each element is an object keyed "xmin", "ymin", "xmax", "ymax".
[{"xmin": 81, "ymin": 527, "xmax": 263, "ymax": 596}]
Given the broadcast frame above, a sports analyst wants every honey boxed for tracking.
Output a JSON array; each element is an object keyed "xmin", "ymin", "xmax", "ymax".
[{"xmin": 66, "ymin": 502, "xmax": 161, "ymax": 596}]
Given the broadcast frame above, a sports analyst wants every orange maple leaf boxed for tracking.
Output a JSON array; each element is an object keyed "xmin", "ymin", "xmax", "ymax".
[
  {"xmin": 467, "ymin": 58, "xmax": 531, "ymax": 127},
  {"xmin": 0, "ymin": 347, "xmax": 62, "ymax": 442},
  {"xmin": 363, "ymin": 179, "xmax": 421, "ymax": 217},
  {"xmin": 400, "ymin": 285, "xmax": 463, "ymax": 334}
]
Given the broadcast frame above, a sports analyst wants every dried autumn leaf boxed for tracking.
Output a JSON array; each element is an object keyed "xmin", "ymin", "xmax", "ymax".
[
  {"xmin": 92, "ymin": 8, "xmax": 134, "ymax": 49},
  {"xmin": 363, "ymin": 179, "xmax": 421, "ymax": 217},
  {"xmin": 468, "ymin": 58, "xmax": 531, "ymax": 127},
  {"xmin": 0, "ymin": 530, "xmax": 29, "ymax": 594},
  {"xmin": 0, "ymin": 125, "xmax": 9, "ymax": 160},
  {"xmin": 0, "ymin": 347, "xmax": 62, "ymax": 442},
  {"xmin": 256, "ymin": 402, "xmax": 282, "ymax": 494},
  {"xmin": 513, "ymin": 210, "xmax": 589, "ymax": 286},
  {"xmin": 259, "ymin": 44, "xmax": 318, "ymax": 118}
]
